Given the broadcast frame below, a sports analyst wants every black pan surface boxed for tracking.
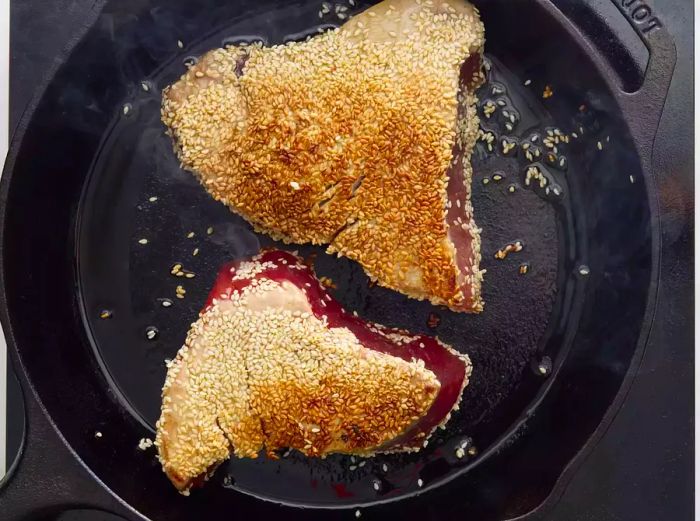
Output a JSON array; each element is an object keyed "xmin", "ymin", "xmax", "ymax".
[{"xmin": 0, "ymin": 0, "xmax": 676, "ymax": 519}]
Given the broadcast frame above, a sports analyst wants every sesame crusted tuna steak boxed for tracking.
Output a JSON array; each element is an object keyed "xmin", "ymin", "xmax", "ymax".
[
  {"xmin": 155, "ymin": 251, "xmax": 472, "ymax": 492},
  {"xmin": 162, "ymin": 0, "xmax": 486, "ymax": 312}
]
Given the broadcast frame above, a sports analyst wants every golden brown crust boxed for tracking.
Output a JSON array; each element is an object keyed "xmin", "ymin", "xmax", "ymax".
[
  {"xmin": 162, "ymin": 0, "xmax": 485, "ymax": 311},
  {"xmin": 155, "ymin": 281, "xmax": 441, "ymax": 491}
]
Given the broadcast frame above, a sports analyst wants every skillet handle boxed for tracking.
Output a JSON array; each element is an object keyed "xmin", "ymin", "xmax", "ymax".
[
  {"xmin": 551, "ymin": 0, "xmax": 677, "ymax": 171},
  {"xmin": 0, "ymin": 366, "xmax": 141, "ymax": 520},
  {"xmin": 608, "ymin": 0, "xmax": 677, "ymax": 172}
]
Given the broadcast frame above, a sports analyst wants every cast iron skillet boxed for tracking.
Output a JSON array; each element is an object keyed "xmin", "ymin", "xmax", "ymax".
[{"xmin": 0, "ymin": 0, "xmax": 676, "ymax": 519}]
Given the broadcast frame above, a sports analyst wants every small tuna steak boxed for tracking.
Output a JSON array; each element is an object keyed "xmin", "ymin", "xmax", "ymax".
[{"xmin": 155, "ymin": 250, "xmax": 472, "ymax": 492}]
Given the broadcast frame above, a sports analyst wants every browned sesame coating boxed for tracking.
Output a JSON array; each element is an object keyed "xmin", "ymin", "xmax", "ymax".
[
  {"xmin": 162, "ymin": 0, "xmax": 485, "ymax": 312},
  {"xmin": 155, "ymin": 251, "xmax": 471, "ymax": 493}
]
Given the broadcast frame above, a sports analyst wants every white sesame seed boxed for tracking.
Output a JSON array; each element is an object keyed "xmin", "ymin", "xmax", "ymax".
[
  {"xmin": 149, "ymin": 196, "xmax": 158, "ymax": 202},
  {"xmin": 417, "ymin": 478, "xmax": 424, "ymax": 487},
  {"xmin": 138, "ymin": 238, "xmax": 148, "ymax": 245}
]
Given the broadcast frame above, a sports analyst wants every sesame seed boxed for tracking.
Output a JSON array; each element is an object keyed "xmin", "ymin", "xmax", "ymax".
[
  {"xmin": 524, "ymin": 79, "xmax": 531, "ymax": 86},
  {"xmin": 355, "ymin": 510, "xmax": 361, "ymax": 518},
  {"xmin": 138, "ymin": 238, "xmax": 149, "ymax": 245},
  {"xmin": 193, "ymin": 248, "xmax": 199, "ymax": 256},
  {"xmin": 149, "ymin": 196, "xmax": 158, "ymax": 202},
  {"xmin": 417, "ymin": 478, "xmax": 424, "ymax": 487},
  {"xmin": 207, "ymin": 227, "xmax": 214, "ymax": 235},
  {"xmin": 187, "ymin": 232, "xmax": 195, "ymax": 238},
  {"xmin": 177, "ymin": 40, "xmax": 184, "ymax": 49},
  {"xmin": 95, "ymin": 431, "xmax": 103, "ymax": 438}
]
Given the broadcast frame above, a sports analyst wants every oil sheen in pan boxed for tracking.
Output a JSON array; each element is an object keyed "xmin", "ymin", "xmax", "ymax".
[{"xmin": 77, "ymin": 1, "xmax": 581, "ymax": 508}]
